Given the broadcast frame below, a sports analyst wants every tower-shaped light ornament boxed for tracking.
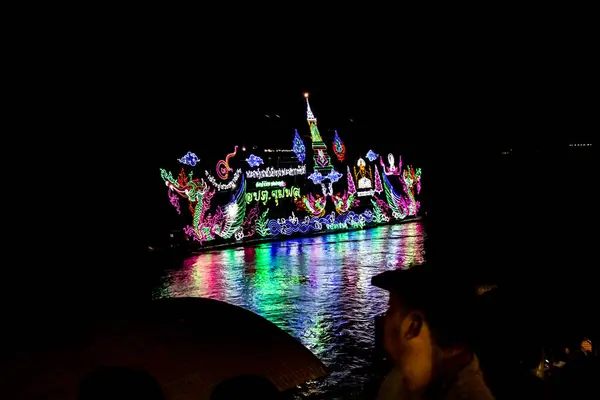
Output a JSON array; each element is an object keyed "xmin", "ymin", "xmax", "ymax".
[
  {"xmin": 292, "ymin": 129, "xmax": 306, "ymax": 163},
  {"xmin": 304, "ymin": 93, "xmax": 332, "ymax": 173},
  {"xmin": 347, "ymin": 165, "xmax": 356, "ymax": 194},
  {"xmin": 374, "ymin": 165, "xmax": 383, "ymax": 194}
]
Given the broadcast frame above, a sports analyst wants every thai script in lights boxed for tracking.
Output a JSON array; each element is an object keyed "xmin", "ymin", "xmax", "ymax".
[
  {"xmin": 205, "ymin": 169, "xmax": 242, "ymax": 190},
  {"xmin": 245, "ymin": 186, "xmax": 301, "ymax": 206},
  {"xmin": 357, "ymin": 190, "xmax": 375, "ymax": 197},
  {"xmin": 246, "ymin": 165, "xmax": 306, "ymax": 179},
  {"xmin": 264, "ymin": 148, "xmax": 295, "ymax": 152},
  {"xmin": 255, "ymin": 180, "xmax": 286, "ymax": 188}
]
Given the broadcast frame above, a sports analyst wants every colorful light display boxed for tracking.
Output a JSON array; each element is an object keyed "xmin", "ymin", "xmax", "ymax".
[
  {"xmin": 382, "ymin": 173, "xmax": 408, "ymax": 220},
  {"xmin": 255, "ymin": 180, "xmax": 286, "ymax": 188},
  {"xmin": 380, "ymin": 153, "xmax": 401, "ymax": 176},
  {"xmin": 245, "ymin": 186, "xmax": 301, "ymax": 206},
  {"xmin": 347, "ymin": 166, "xmax": 357, "ymax": 194},
  {"xmin": 178, "ymin": 151, "xmax": 200, "ymax": 166},
  {"xmin": 332, "ymin": 130, "xmax": 346, "ymax": 162},
  {"xmin": 216, "ymin": 146, "xmax": 238, "ymax": 180},
  {"xmin": 246, "ymin": 154, "xmax": 264, "ymax": 168},
  {"xmin": 332, "ymin": 191, "xmax": 358, "ymax": 214},
  {"xmin": 205, "ymin": 169, "xmax": 242, "ymax": 191},
  {"xmin": 296, "ymin": 193, "xmax": 327, "ymax": 217},
  {"xmin": 366, "ymin": 150, "xmax": 378, "ymax": 162},
  {"xmin": 292, "ymin": 129, "xmax": 306, "ymax": 163},
  {"xmin": 246, "ymin": 165, "xmax": 306, "ymax": 179},
  {"xmin": 160, "ymin": 93, "xmax": 423, "ymax": 247},
  {"xmin": 374, "ymin": 165, "xmax": 383, "ymax": 194}
]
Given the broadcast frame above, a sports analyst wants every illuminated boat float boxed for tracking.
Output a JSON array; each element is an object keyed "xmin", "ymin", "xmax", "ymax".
[{"xmin": 160, "ymin": 93, "xmax": 422, "ymax": 248}]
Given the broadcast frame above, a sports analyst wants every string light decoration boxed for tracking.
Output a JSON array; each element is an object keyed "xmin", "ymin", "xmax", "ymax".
[
  {"xmin": 295, "ymin": 193, "xmax": 327, "ymax": 217},
  {"xmin": 380, "ymin": 153, "xmax": 401, "ymax": 176},
  {"xmin": 292, "ymin": 129, "xmax": 306, "ymax": 163},
  {"xmin": 374, "ymin": 165, "xmax": 383, "ymax": 194},
  {"xmin": 371, "ymin": 199, "xmax": 390, "ymax": 223},
  {"xmin": 402, "ymin": 166, "xmax": 422, "ymax": 216},
  {"xmin": 216, "ymin": 174, "xmax": 247, "ymax": 239},
  {"xmin": 168, "ymin": 188, "xmax": 181, "ymax": 214},
  {"xmin": 160, "ymin": 167, "xmax": 215, "ymax": 243},
  {"xmin": 266, "ymin": 210, "xmax": 375, "ymax": 236},
  {"xmin": 305, "ymin": 93, "xmax": 333, "ymax": 174},
  {"xmin": 382, "ymin": 173, "xmax": 408, "ymax": 220},
  {"xmin": 327, "ymin": 169, "xmax": 343, "ymax": 183},
  {"xmin": 332, "ymin": 130, "xmax": 346, "ymax": 162},
  {"xmin": 320, "ymin": 182, "xmax": 334, "ymax": 197},
  {"xmin": 159, "ymin": 93, "xmax": 424, "ymax": 248},
  {"xmin": 205, "ymin": 169, "xmax": 242, "ymax": 191},
  {"xmin": 256, "ymin": 209, "xmax": 270, "ymax": 237},
  {"xmin": 246, "ymin": 165, "xmax": 306, "ymax": 179},
  {"xmin": 309, "ymin": 169, "xmax": 342, "ymax": 184},
  {"xmin": 347, "ymin": 166, "xmax": 356, "ymax": 194},
  {"xmin": 255, "ymin": 180, "xmax": 286, "ymax": 188},
  {"xmin": 178, "ymin": 151, "xmax": 200, "ymax": 167},
  {"xmin": 242, "ymin": 203, "xmax": 260, "ymax": 238},
  {"xmin": 216, "ymin": 146, "xmax": 238, "ymax": 180},
  {"xmin": 246, "ymin": 154, "xmax": 264, "ymax": 168},
  {"xmin": 332, "ymin": 191, "xmax": 358, "ymax": 214},
  {"xmin": 245, "ymin": 185, "xmax": 301, "ymax": 206},
  {"xmin": 366, "ymin": 150, "xmax": 378, "ymax": 162},
  {"xmin": 308, "ymin": 171, "xmax": 325, "ymax": 184}
]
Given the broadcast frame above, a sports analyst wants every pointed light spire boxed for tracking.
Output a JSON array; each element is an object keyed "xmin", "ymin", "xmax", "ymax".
[{"xmin": 304, "ymin": 92, "xmax": 316, "ymax": 121}]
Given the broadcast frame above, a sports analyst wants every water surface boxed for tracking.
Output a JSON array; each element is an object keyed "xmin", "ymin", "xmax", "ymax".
[{"xmin": 153, "ymin": 221, "xmax": 425, "ymax": 398}]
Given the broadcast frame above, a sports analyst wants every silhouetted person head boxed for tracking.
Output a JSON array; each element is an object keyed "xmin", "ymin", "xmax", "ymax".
[
  {"xmin": 77, "ymin": 366, "xmax": 164, "ymax": 400},
  {"xmin": 372, "ymin": 263, "xmax": 494, "ymax": 398},
  {"xmin": 210, "ymin": 374, "xmax": 279, "ymax": 400}
]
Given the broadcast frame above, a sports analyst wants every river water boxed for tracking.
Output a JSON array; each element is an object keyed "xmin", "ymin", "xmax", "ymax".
[{"xmin": 152, "ymin": 221, "xmax": 425, "ymax": 398}]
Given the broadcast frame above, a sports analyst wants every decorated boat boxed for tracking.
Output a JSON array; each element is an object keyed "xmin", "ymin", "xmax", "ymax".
[{"xmin": 159, "ymin": 93, "xmax": 422, "ymax": 248}]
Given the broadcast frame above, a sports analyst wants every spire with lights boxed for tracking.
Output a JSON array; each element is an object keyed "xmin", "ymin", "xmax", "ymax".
[
  {"xmin": 305, "ymin": 92, "xmax": 316, "ymax": 121},
  {"xmin": 303, "ymin": 92, "xmax": 337, "ymax": 198}
]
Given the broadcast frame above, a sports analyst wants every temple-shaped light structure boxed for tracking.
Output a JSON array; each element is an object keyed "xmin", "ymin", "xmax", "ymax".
[
  {"xmin": 304, "ymin": 93, "xmax": 337, "ymax": 197},
  {"xmin": 305, "ymin": 93, "xmax": 332, "ymax": 172}
]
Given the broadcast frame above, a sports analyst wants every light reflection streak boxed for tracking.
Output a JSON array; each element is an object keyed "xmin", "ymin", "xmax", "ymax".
[{"xmin": 157, "ymin": 221, "xmax": 426, "ymax": 397}]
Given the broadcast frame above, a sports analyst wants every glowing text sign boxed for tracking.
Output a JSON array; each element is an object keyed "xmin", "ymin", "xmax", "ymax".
[
  {"xmin": 246, "ymin": 165, "xmax": 306, "ymax": 179},
  {"xmin": 255, "ymin": 180, "xmax": 286, "ymax": 188},
  {"xmin": 245, "ymin": 186, "xmax": 301, "ymax": 206}
]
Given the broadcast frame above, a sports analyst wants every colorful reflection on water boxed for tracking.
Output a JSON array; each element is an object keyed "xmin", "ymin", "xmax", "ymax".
[{"xmin": 154, "ymin": 221, "xmax": 425, "ymax": 397}]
